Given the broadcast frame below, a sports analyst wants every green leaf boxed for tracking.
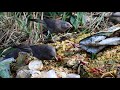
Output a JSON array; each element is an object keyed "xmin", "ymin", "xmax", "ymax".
[
  {"xmin": 70, "ymin": 16, "xmax": 79, "ymax": 30},
  {"xmin": 91, "ymin": 54, "xmax": 97, "ymax": 59}
]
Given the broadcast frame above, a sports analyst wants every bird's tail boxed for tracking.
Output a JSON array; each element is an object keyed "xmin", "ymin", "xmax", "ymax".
[
  {"xmin": 27, "ymin": 16, "xmax": 46, "ymax": 28},
  {"xmin": 28, "ymin": 18, "xmax": 45, "ymax": 24}
]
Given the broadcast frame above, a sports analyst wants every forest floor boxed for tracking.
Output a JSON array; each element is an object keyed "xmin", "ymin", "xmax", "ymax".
[
  {"xmin": 43, "ymin": 32, "xmax": 120, "ymax": 78},
  {"xmin": 0, "ymin": 12, "xmax": 120, "ymax": 78}
]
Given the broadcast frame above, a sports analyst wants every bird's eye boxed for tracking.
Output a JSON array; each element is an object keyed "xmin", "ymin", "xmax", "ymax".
[
  {"xmin": 66, "ymin": 23, "xmax": 72, "ymax": 28},
  {"xmin": 66, "ymin": 23, "xmax": 70, "ymax": 27}
]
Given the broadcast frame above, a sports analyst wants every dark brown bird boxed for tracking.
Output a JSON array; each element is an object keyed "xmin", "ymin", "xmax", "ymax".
[
  {"xmin": 4, "ymin": 44, "xmax": 57, "ymax": 60},
  {"xmin": 28, "ymin": 18, "xmax": 72, "ymax": 34},
  {"xmin": 30, "ymin": 44, "xmax": 57, "ymax": 60}
]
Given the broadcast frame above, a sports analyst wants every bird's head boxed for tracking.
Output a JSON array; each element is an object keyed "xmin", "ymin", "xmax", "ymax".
[{"xmin": 61, "ymin": 21, "xmax": 73, "ymax": 30}]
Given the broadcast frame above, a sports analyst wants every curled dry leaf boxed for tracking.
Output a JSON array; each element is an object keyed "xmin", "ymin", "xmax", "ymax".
[{"xmin": 101, "ymin": 70, "xmax": 116, "ymax": 78}]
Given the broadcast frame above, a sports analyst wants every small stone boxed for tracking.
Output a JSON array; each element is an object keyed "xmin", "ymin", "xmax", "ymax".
[
  {"xmin": 46, "ymin": 70, "xmax": 58, "ymax": 78},
  {"xmin": 56, "ymin": 71, "xmax": 67, "ymax": 78},
  {"xmin": 28, "ymin": 60, "xmax": 43, "ymax": 70},
  {"xmin": 16, "ymin": 69, "xmax": 31, "ymax": 78},
  {"xmin": 38, "ymin": 70, "xmax": 58, "ymax": 78},
  {"xmin": 30, "ymin": 70, "xmax": 41, "ymax": 78},
  {"xmin": 39, "ymin": 71, "xmax": 48, "ymax": 78},
  {"xmin": 66, "ymin": 73, "xmax": 80, "ymax": 78}
]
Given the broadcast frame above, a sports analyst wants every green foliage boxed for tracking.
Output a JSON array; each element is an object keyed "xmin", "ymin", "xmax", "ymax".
[
  {"xmin": 0, "ymin": 12, "xmax": 86, "ymax": 47},
  {"xmin": 91, "ymin": 53, "xmax": 97, "ymax": 59},
  {"xmin": 70, "ymin": 12, "xmax": 86, "ymax": 30},
  {"xmin": 44, "ymin": 12, "xmax": 64, "ymax": 18}
]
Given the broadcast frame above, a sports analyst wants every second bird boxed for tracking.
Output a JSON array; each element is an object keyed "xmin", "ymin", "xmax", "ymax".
[{"xmin": 28, "ymin": 18, "xmax": 73, "ymax": 34}]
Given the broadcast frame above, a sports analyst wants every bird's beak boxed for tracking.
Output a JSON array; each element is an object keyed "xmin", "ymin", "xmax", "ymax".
[
  {"xmin": 70, "ymin": 24, "xmax": 73, "ymax": 28},
  {"xmin": 51, "ymin": 56, "xmax": 58, "ymax": 61},
  {"xmin": 54, "ymin": 56, "xmax": 58, "ymax": 61}
]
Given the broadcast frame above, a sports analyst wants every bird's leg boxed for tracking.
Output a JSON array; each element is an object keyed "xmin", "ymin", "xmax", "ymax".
[
  {"xmin": 45, "ymin": 30, "xmax": 55, "ymax": 43},
  {"xmin": 47, "ymin": 30, "xmax": 51, "ymax": 38},
  {"xmin": 46, "ymin": 30, "xmax": 53, "ymax": 39}
]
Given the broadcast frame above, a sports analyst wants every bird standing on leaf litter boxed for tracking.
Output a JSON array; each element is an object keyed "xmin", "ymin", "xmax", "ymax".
[
  {"xmin": 4, "ymin": 44, "xmax": 58, "ymax": 61},
  {"xmin": 28, "ymin": 18, "xmax": 73, "ymax": 37},
  {"xmin": 30, "ymin": 44, "xmax": 57, "ymax": 60}
]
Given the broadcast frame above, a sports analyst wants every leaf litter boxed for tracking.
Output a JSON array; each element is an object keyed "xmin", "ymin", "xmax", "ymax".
[
  {"xmin": 0, "ymin": 13, "xmax": 120, "ymax": 78},
  {"xmin": 1, "ymin": 29, "xmax": 119, "ymax": 78}
]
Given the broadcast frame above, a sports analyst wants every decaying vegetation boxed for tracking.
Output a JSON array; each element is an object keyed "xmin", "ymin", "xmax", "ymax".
[{"xmin": 0, "ymin": 12, "xmax": 119, "ymax": 78}]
